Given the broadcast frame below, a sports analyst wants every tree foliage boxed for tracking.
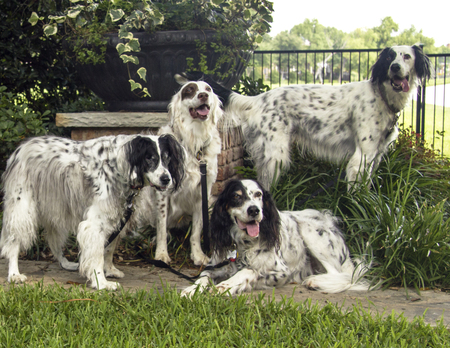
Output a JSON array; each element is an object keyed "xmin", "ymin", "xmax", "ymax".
[
  {"xmin": 0, "ymin": 0, "xmax": 93, "ymax": 114},
  {"xmin": 259, "ymin": 17, "xmax": 450, "ymax": 54}
]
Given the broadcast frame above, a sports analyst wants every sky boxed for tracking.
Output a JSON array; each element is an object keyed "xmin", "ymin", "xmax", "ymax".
[{"xmin": 269, "ymin": 0, "xmax": 448, "ymax": 47}]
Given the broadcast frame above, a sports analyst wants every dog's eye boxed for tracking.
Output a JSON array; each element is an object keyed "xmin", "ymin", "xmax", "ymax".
[
  {"xmin": 404, "ymin": 54, "xmax": 411, "ymax": 60},
  {"xmin": 254, "ymin": 192, "xmax": 262, "ymax": 198},
  {"xmin": 206, "ymin": 87, "xmax": 211, "ymax": 92},
  {"xmin": 233, "ymin": 193, "xmax": 241, "ymax": 200}
]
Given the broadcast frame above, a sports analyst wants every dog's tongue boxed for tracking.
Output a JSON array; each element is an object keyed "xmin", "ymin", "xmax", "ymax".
[
  {"xmin": 196, "ymin": 105, "xmax": 210, "ymax": 116},
  {"xmin": 190, "ymin": 105, "xmax": 210, "ymax": 119},
  {"xmin": 394, "ymin": 77, "xmax": 410, "ymax": 92},
  {"xmin": 237, "ymin": 219, "xmax": 260, "ymax": 237}
]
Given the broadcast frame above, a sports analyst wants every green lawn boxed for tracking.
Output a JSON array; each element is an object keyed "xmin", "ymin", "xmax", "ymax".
[
  {"xmin": 400, "ymin": 103, "xmax": 449, "ymax": 156},
  {"xmin": 1, "ymin": 283, "xmax": 449, "ymax": 347}
]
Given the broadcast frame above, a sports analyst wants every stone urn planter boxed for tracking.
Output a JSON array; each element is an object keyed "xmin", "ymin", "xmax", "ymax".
[{"xmin": 76, "ymin": 30, "xmax": 251, "ymax": 112}]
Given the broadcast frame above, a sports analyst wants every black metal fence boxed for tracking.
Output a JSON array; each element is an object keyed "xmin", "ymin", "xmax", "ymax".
[{"xmin": 246, "ymin": 49, "xmax": 450, "ymax": 157}]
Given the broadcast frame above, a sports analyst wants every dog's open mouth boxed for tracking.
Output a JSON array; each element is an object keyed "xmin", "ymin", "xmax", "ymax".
[
  {"xmin": 391, "ymin": 75, "xmax": 410, "ymax": 92},
  {"xmin": 189, "ymin": 104, "xmax": 210, "ymax": 120},
  {"xmin": 236, "ymin": 218, "xmax": 260, "ymax": 237},
  {"xmin": 150, "ymin": 183, "xmax": 168, "ymax": 192}
]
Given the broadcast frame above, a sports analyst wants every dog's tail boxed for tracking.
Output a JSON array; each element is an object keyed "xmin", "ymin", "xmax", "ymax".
[{"xmin": 302, "ymin": 258, "xmax": 374, "ymax": 293}]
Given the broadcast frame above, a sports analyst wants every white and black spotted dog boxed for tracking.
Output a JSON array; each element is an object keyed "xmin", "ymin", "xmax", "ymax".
[
  {"xmin": 0, "ymin": 134, "xmax": 185, "ymax": 290},
  {"xmin": 132, "ymin": 79, "xmax": 223, "ymax": 266},
  {"xmin": 182, "ymin": 179, "xmax": 371, "ymax": 297},
  {"xmin": 184, "ymin": 45, "xmax": 433, "ymax": 189}
]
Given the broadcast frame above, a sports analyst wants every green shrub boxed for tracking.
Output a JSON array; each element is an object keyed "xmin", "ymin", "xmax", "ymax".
[
  {"xmin": 0, "ymin": 86, "xmax": 49, "ymax": 171},
  {"xmin": 0, "ymin": 0, "xmax": 93, "ymax": 115},
  {"xmin": 269, "ymin": 128, "xmax": 450, "ymax": 289}
]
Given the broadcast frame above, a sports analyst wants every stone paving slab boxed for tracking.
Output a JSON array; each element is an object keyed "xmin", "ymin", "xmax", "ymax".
[{"xmin": 1, "ymin": 259, "xmax": 449, "ymax": 326}]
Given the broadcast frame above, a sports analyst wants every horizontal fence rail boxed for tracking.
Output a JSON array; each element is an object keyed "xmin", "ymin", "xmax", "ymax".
[{"xmin": 246, "ymin": 49, "xmax": 450, "ymax": 157}]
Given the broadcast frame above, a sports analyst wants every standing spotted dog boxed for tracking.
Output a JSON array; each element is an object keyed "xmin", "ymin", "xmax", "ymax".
[
  {"xmin": 0, "ymin": 134, "xmax": 185, "ymax": 290},
  {"xmin": 132, "ymin": 79, "xmax": 223, "ymax": 266},
  {"xmin": 184, "ymin": 45, "xmax": 433, "ymax": 189}
]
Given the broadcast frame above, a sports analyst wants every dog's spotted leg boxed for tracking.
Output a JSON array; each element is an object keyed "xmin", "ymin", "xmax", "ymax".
[
  {"xmin": 155, "ymin": 194, "xmax": 171, "ymax": 264},
  {"xmin": 4, "ymin": 243, "xmax": 28, "ymax": 284},
  {"xmin": 46, "ymin": 227, "xmax": 79, "ymax": 272},
  {"xmin": 190, "ymin": 209, "xmax": 210, "ymax": 266},
  {"xmin": 78, "ymin": 214, "xmax": 120, "ymax": 290},
  {"xmin": 103, "ymin": 236, "xmax": 124, "ymax": 278}
]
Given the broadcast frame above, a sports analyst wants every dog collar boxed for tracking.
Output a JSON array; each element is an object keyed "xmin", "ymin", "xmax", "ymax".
[
  {"xmin": 378, "ymin": 83, "xmax": 401, "ymax": 115},
  {"xmin": 196, "ymin": 136, "xmax": 212, "ymax": 161},
  {"xmin": 377, "ymin": 84, "xmax": 400, "ymax": 136},
  {"xmin": 226, "ymin": 249, "xmax": 238, "ymax": 262}
]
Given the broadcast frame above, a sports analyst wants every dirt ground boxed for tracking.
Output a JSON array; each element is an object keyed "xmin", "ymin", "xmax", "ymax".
[{"xmin": 1, "ymin": 259, "xmax": 449, "ymax": 326}]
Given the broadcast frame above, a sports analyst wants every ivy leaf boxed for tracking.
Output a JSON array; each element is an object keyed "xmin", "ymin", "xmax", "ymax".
[
  {"xmin": 263, "ymin": 14, "xmax": 273, "ymax": 23},
  {"xmin": 118, "ymin": 27, "xmax": 133, "ymax": 40},
  {"xmin": 109, "ymin": 9, "xmax": 124, "ymax": 22},
  {"xmin": 127, "ymin": 38, "xmax": 140, "ymax": 52},
  {"xmin": 43, "ymin": 24, "xmax": 58, "ymax": 36},
  {"xmin": 137, "ymin": 67, "xmax": 147, "ymax": 82},
  {"xmin": 120, "ymin": 55, "xmax": 139, "ymax": 65},
  {"xmin": 255, "ymin": 35, "xmax": 263, "ymax": 44},
  {"xmin": 129, "ymin": 79, "xmax": 142, "ymax": 91},
  {"xmin": 48, "ymin": 15, "xmax": 67, "ymax": 24},
  {"xmin": 116, "ymin": 43, "xmax": 128, "ymax": 55},
  {"xmin": 67, "ymin": 8, "xmax": 83, "ymax": 19},
  {"xmin": 28, "ymin": 12, "xmax": 40, "ymax": 26}
]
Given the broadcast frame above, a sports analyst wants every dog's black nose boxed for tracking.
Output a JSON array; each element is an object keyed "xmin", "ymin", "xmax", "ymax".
[
  {"xmin": 198, "ymin": 92, "xmax": 209, "ymax": 101},
  {"xmin": 160, "ymin": 174, "xmax": 170, "ymax": 186},
  {"xmin": 247, "ymin": 206, "xmax": 260, "ymax": 218},
  {"xmin": 390, "ymin": 63, "xmax": 401, "ymax": 73}
]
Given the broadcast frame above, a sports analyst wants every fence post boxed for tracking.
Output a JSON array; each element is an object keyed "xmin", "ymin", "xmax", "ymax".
[
  {"xmin": 415, "ymin": 85, "xmax": 422, "ymax": 135},
  {"xmin": 415, "ymin": 44, "xmax": 426, "ymax": 137},
  {"xmin": 415, "ymin": 82, "xmax": 427, "ymax": 136},
  {"xmin": 421, "ymin": 80, "xmax": 426, "ymax": 137}
]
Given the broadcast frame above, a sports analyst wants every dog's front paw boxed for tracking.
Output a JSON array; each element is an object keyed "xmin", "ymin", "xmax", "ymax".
[
  {"xmin": 92, "ymin": 280, "xmax": 120, "ymax": 291},
  {"xmin": 191, "ymin": 252, "xmax": 210, "ymax": 266},
  {"xmin": 154, "ymin": 252, "xmax": 171, "ymax": 264},
  {"xmin": 8, "ymin": 273, "xmax": 27, "ymax": 284},
  {"xmin": 181, "ymin": 284, "xmax": 204, "ymax": 298},
  {"xmin": 216, "ymin": 283, "xmax": 234, "ymax": 295},
  {"xmin": 60, "ymin": 259, "xmax": 79, "ymax": 272},
  {"xmin": 181, "ymin": 277, "xmax": 210, "ymax": 298},
  {"xmin": 104, "ymin": 266, "xmax": 125, "ymax": 279},
  {"xmin": 302, "ymin": 278, "xmax": 319, "ymax": 291}
]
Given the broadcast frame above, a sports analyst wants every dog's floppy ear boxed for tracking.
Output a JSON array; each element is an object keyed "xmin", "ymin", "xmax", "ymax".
[
  {"xmin": 256, "ymin": 181, "xmax": 281, "ymax": 251},
  {"xmin": 174, "ymin": 74, "xmax": 190, "ymax": 86},
  {"xmin": 370, "ymin": 47, "xmax": 391, "ymax": 84},
  {"xmin": 158, "ymin": 134, "xmax": 186, "ymax": 191},
  {"xmin": 178, "ymin": 71, "xmax": 205, "ymax": 82},
  {"xmin": 209, "ymin": 88, "xmax": 224, "ymax": 125},
  {"xmin": 126, "ymin": 136, "xmax": 158, "ymax": 188},
  {"xmin": 210, "ymin": 184, "xmax": 235, "ymax": 259},
  {"xmin": 412, "ymin": 45, "xmax": 434, "ymax": 83}
]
